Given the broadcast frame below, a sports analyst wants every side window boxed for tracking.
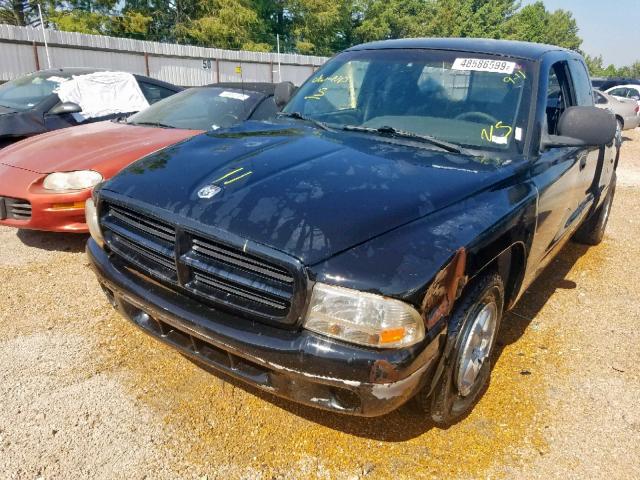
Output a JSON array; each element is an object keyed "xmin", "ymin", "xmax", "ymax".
[
  {"xmin": 569, "ymin": 60, "xmax": 593, "ymax": 106},
  {"xmin": 138, "ymin": 82, "xmax": 177, "ymax": 104},
  {"xmin": 593, "ymin": 91, "xmax": 608, "ymax": 105},
  {"xmin": 250, "ymin": 97, "xmax": 278, "ymax": 120},
  {"xmin": 608, "ymin": 87, "xmax": 627, "ymax": 98},
  {"xmin": 629, "ymin": 88, "xmax": 640, "ymax": 100},
  {"xmin": 545, "ymin": 62, "xmax": 574, "ymax": 135}
]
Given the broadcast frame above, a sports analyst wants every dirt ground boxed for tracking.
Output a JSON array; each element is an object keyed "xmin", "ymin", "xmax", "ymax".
[{"xmin": 1, "ymin": 130, "xmax": 640, "ymax": 480}]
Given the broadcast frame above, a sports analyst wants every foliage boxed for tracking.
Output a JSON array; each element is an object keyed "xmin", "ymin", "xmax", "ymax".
[
  {"xmin": 503, "ymin": 1, "xmax": 580, "ymax": 50},
  {"xmin": 0, "ymin": 0, "xmax": 637, "ymax": 75},
  {"xmin": 585, "ymin": 54, "xmax": 640, "ymax": 79},
  {"xmin": 173, "ymin": 0, "xmax": 271, "ymax": 51}
]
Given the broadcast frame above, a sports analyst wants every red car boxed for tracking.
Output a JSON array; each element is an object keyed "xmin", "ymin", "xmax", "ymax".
[{"xmin": 0, "ymin": 83, "xmax": 279, "ymax": 232}]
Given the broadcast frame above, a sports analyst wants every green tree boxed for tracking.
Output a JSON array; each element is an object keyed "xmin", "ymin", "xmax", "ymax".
[
  {"xmin": 0, "ymin": 0, "xmax": 57, "ymax": 26},
  {"xmin": 173, "ymin": 0, "xmax": 271, "ymax": 51},
  {"xmin": 286, "ymin": 0, "xmax": 355, "ymax": 54},
  {"xmin": 504, "ymin": 1, "xmax": 581, "ymax": 50}
]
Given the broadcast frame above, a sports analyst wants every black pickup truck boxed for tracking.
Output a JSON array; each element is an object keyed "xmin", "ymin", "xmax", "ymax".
[{"xmin": 86, "ymin": 38, "xmax": 617, "ymax": 425}]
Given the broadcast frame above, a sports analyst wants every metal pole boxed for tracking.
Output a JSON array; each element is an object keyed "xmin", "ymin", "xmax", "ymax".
[
  {"xmin": 276, "ymin": 34, "xmax": 282, "ymax": 83},
  {"xmin": 37, "ymin": 4, "xmax": 52, "ymax": 69}
]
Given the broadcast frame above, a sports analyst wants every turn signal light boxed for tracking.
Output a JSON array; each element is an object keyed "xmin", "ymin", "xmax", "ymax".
[{"xmin": 51, "ymin": 201, "xmax": 86, "ymax": 210}]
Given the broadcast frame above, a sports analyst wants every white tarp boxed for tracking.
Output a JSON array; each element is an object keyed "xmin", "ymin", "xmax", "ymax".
[{"xmin": 55, "ymin": 71, "xmax": 150, "ymax": 121}]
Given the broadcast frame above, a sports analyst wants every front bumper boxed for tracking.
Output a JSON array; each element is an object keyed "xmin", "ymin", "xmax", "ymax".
[
  {"xmin": 87, "ymin": 239, "xmax": 445, "ymax": 416},
  {"xmin": 0, "ymin": 164, "xmax": 89, "ymax": 232}
]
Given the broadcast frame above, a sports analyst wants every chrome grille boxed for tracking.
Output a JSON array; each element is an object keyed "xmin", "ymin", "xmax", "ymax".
[
  {"xmin": 0, "ymin": 197, "xmax": 32, "ymax": 220},
  {"xmin": 100, "ymin": 201, "xmax": 305, "ymax": 326}
]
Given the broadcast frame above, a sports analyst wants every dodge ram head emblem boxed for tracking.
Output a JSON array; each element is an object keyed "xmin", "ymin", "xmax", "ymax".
[{"xmin": 197, "ymin": 184, "xmax": 222, "ymax": 199}]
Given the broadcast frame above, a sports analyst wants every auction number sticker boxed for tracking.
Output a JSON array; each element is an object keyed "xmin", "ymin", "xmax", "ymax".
[
  {"xmin": 452, "ymin": 58, "xmax": 516, "ymax": 74},
  {"xmin": 219, "ymin": 91, "xmax": 250, "ymax": 101}
]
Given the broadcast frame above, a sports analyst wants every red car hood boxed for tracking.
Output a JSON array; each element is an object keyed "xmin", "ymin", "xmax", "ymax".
[{"xmin": 0, "ymin": 121, "xmax": 202, "ymax": 176}]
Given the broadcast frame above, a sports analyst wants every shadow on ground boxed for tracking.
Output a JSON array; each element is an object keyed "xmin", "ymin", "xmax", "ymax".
[
  {"xmin": 185, "ymin": 240, "xmax": 591, "ymax": 441},
  {"xmin": 16, "ymin": 229, "xmax": 88, "ymax": 253}
]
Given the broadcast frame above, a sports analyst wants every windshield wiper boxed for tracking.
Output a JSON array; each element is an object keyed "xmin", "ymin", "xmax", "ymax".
[
  {"xmin": 277, "ymin": 111, "xmax": 332, "ymax": 131},
  {"xmin": 342, "ymin": 125, "xmax": 471, "ymax": 155},
  {"xmin": 128, "ymin": 121, "xmax": 176, "ymax": 129}
]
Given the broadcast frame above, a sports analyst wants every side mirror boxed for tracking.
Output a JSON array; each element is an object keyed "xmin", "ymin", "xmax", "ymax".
[
  {"xmin": 542, "ymin": 106, "xmax": 616, "ymax": 149},
  {"xmin": 49, "ymin": 102, "xmax": 82, "ymax": 115},
  {"xmin": 274, "ymin": 81, "xmax": 295, "ymax": 109}
]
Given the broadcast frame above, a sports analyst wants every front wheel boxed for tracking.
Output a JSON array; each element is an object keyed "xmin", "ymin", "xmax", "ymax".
[{"xmin": 416, "ymin": 273, "xmax": 504, "ymax": 426}]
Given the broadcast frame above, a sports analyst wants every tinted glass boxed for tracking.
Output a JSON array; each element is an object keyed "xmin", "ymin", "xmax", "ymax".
[
  {"xmin": 594, "ymin": 91, "xmax": 608, "ymax": 105},
  {"xmin": 608, "ymin": 87, "xmax": 627, "ymax": 97},
  {"xmin": 249, "ymin": 97, "xmax": 278, "ymax": 120},
  {"xmin": 0, "ymin": 72, "xmax": 71, "ymax": 111},
  {"xmin": 285, "ymin": 49, "xmax": 533, "ymax": 153},
  {"xmin": 138, "ymin": 82, "xmax": 177, "ymax": 104},
  {"xmin": 569, "ymin": 60, "xmax": 594, "ymax": 106},
  {"xmin": 628, "ymin": 87, "xmax": 640, "ymax": 100},
  {"xmin": 127, "ymin": 87, "xmax": 263, "ymax": 130}
]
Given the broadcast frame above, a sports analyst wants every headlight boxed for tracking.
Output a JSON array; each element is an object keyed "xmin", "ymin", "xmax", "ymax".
[
  {"xmin": 303, "ymin": 283, "xmax": 425, "ymax": 348},
  {"xmin": 85, "ymin": 198, "xmax": 104, "ymax": 247},
  {"xmin": 43, "ymin": 170, "xmax": 103, "ymax": 191}
]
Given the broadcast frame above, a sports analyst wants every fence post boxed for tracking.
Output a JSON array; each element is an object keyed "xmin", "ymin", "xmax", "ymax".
[
  {"xmin": 32, "ymin": 41, "xmax": 40, "ymax": 71},
  {"xmin": 144, "ymin": 52, "xmax": 150, "ymax": 76}
]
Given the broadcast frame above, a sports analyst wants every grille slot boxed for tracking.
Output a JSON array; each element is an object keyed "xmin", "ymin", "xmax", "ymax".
[
  {"xmin": 100, "ymin": 201, "xmax": 303, "ymax": 325},
  {"xmin": 192, "ymin": 271, "xmax": 289, "ymax": 311},
  {"xmin": 192, "ymin": 237, "xmax": 293, "ymax": 284},
  {"xmin": 1, "ymin": 197, "xmax": 32, "ymax": 220},
  {"xmin": 102, "ymin": 204, "xmax": 177, "ymax": 283},
  {"xmin": 109, "ymin": 205, "xmax": 175, "ymax": 242}
]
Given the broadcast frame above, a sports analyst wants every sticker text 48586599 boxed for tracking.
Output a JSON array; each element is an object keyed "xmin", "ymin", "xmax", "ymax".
[{"xmin": 452, "ymin": 58, "xmax": 516, "ymax": 74}]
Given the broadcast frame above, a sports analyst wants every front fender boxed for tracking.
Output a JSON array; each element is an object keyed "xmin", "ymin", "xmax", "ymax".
[{"xmin": 309, "ymin": 181, "xmax": 538, "ymax": 311}]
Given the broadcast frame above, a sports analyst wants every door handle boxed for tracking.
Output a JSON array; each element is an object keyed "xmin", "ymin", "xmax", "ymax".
[{"xmin": 579, "ymin": 155, "xmax": 587, "ymax": 170}]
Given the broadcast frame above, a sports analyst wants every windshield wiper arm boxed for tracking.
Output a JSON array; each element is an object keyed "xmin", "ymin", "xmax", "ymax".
[
  {"xmin": 342, "ymin": 125, "xmax": 470, "ymax": 155},
  {"xmin": 277, "ymin": 111, "xmax": 332, "ymax": 131},
  {"xmin": 128, "ymin": 121, "xmax": 175, "ymax": 129}
]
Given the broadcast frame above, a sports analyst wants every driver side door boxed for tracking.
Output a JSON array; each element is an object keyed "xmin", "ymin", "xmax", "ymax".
[{"xmin": 527, "ymin": 61, "xmax": 586, "ymax": 278}]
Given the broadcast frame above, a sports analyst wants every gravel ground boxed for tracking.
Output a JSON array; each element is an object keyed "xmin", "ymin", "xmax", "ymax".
[{"xmin": 1, "ymin": 130, "xmax": 640, "ymax": 479}]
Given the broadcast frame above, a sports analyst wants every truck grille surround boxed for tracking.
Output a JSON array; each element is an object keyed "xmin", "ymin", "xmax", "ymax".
[{"xmin": 99, "ymin": 201, "xmax": 307, "ymax": 326}]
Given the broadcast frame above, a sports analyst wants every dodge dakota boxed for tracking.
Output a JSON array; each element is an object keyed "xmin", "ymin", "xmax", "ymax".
[{"xmin": 86, "ymin": 38, "xmax": 617, "ymax": 425}]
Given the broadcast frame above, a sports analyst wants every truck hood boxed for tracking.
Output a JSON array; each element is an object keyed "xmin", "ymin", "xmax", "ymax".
[
  {"xmin": 0, "ymin": 121, "xmax": 202, "ymax": 175},
  {"xmin": 103, "ymin": 121, "xmax": 520, "ymax": 265}
]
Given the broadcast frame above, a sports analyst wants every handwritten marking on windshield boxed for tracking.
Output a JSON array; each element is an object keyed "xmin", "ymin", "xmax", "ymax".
[
  {"xmin": 304, "ymin": 87, "xmax": 329, "ymax": 100},
  {"xmin": 503, "ymin": 69, "xmax": 527, "ymax": 85},
  {"xmin": 312, "ymin": 74, "xmax": 349, "ymax": 84},
  {"xmin": 481, "ymin": 121, "xmax": 513, "ymax": 145}
]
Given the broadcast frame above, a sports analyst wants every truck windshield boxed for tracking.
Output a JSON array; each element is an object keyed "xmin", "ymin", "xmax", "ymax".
[
  {"xmin": 0, "ymin": 72, "xmax": 71, "ymax": 111},
  {"xmin": 285, "ymin": 49, "xmax": 533, "ymax": 153},
  {"xmin": 127, "ymin": 87, "xmax": 263, "ymax": 131}
]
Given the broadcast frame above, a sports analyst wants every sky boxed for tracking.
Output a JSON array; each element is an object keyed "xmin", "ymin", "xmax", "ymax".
[{"xmin": 522, "ymin": 0, "xmax": 639, "ymax": 67}]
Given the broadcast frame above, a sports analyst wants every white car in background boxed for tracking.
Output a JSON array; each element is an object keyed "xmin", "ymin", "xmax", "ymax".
[
  {"xmin": 605, "ymin": 84, "xmax": 640, "ymax": 112},
  {"xmin": 594, "ymin": 90, "xmax": 640, "ymax": 131}
]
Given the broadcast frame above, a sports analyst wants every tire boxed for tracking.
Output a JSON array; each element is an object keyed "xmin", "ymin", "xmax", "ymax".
[
  {"xmin": 416, "ymin": 272, "xmax": 504, "ymax": 426},
  {"xmin": 573, "ymin": 174, "xmax": 616, "ymax": 246}
]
